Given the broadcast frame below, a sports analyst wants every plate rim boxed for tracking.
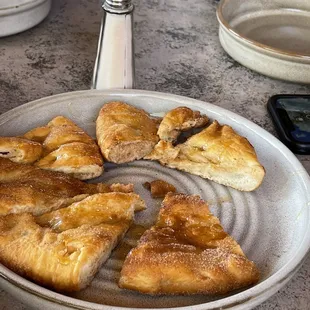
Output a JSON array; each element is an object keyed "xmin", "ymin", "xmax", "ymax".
[{"xmin": 0, "ymin": 89, "xmax": 309, "ymax": 310}]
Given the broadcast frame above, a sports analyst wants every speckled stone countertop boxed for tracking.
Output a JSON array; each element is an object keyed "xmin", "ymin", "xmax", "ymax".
[{"xmin": 0, "ymin": 0, "xmax": 309, "ymax": 309}]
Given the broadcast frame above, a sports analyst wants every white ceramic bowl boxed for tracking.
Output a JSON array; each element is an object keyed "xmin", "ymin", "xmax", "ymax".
[
  {"xmin": 217, "ymin": 0, "xmax": 310, "ymax": 83},
  {"xmin": 0, "ymin": 89, "xmax": 309, "ymax": 310},
  {"xmin": 0, "ymin": 0, "xmax": 51, "ymax": 37}
]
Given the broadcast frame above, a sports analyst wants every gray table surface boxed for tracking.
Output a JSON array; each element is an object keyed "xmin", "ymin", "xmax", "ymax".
[{"xmin": 0, "ymin": 0, "xmax": 309, "ymax": 309}]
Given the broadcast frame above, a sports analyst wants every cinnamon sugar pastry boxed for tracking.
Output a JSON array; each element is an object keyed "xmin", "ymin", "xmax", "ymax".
[
  {"xmin": 36, "ymin": 142, "xmax": 103, "ymax": 180},
  {"xmin": 37, "ymin": 116, "xmax": 95, "ymax": 154},
  {"xmin": 23, "ymin": 126, "xmax": 51, "ymax": 143},
  {"xmin": 158, "ymin": 107, "xmax": 209, "ymax": 142},
  {"xmin": 0, "ymin": 192, "xmax": 145, "ymax": 292},
  {"xmin": 24, "ymin": 116, "xmax": 103, "ymax": 180},
  {"xmin": 145, "ymin": 121, "xmax": 265, "ymax": 191},
  {"xmin": 96, "ymin": 102, "xmax": 159, "ymax": 164},
  {"xmin": 0, "ymin": 137, "xmax": 43, "ymax": 164},
  {"xmin": 119, "ymin": 193, "xmax": 260, "ymax": 295},
  {"xmin": 0, "ymin": 158, "xmax": 133, "ymax": 216}
]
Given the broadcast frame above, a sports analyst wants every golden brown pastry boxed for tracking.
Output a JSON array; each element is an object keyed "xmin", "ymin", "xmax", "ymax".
[
  {"xmin": 143, "ymin": 179, "xmax": 176, "ymax": 198},
  {"xmin": 145, "ymin": 121, "xmax": 265, "ymax": 191},
  {"xmin": 96, "ymin": 102, "xmax": 159, "ymax": 163},
  {"xmin": 24, "ymin": 116, "xmax": 104, "ymax": 180},
  {"xmin": 36, "ymin": 192, "xmax": 146, "ymax": 230},
  {"xmin": 158, "ymin": 107, "xmax": 209, "ymax": 142},
  {"xmin": 0, "ymin": 158, "xmax": 133, "ymax": 216},
  {"xmin": 0, "ymin": 137, "xmax": 43, "ymax": 164},
  {"xmin": 36, "ymin": 142, "xmax": 103, "ymax": 180},
  {"xmin": 119, "ymin": 193, "xmax": 260, "ymax": 295},
  {"xmin": 39, "ymin": 116, "xmax": 95, "ymax": 153},
  {"xmin": 23, "ymin": 126, "xmax": 51, "ymax": 143},
  {"xmin": 0, "ymin": 192, "xmax": 145, "ymax": 292}
]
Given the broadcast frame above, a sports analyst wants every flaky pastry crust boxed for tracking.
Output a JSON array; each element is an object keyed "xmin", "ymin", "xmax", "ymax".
[
  {"xmin": 0, "ymin": 137, "xmax": 43, "ymax": 164},
  {"xmin": 0, "ymin": 158, "xmax": 133, "ymax": 216},
  {"xmin": 145, "ymin": 121, "xmax": 265, "ymax": 191},
  {"xmin": 96, "ymin": 102, "xmax": 159, "ymax": 164},
  {"xmin": 23, "ymin": 116, "xmax": 104, "ymax": 180},
  {"xmin": 119, "ymin": 193, "xmax": 260, "ymax": 295},
  {"xmin": 0, "ymin": 192, "xmax": 144, "ymax": 292},
  {"xmin": 158, "ymin": 107, "xmax": 209, "ymax": 142}
]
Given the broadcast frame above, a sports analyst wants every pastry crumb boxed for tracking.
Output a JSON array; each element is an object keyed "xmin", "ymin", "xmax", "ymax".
[{"xmin": 143, "ymin": 179, "xmax": 176, "ymax": 198}]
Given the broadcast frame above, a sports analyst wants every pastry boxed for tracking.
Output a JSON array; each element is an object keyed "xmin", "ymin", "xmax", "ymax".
[
  {"xmin": 145, "ymin": 121, "xmax": 265, "ymax": 191},
  {"xmin": 0, "ymin": 192, "xmax": 145, "ymax": 292},
  {"xmin": 119, "ymin": 193, "xmax": 260, "ymax": 295},
  {"xmin": 23, "ymin": 126, "xmax": 51, "ymax": 143},
  {"xmin": 36, "ymin": 192, "xmax": 146, "ymax": 230},
  {"xmin": 38, "ymin": 116, "xmax": 95, "ymax": 153},
  {"xmin": 143, "ymin": 179, "xmax": 176, "ymax": 198},
  {"xmin": 158, "ymin": 107, "xmax": 209, "ymax": 142},
  {"xmin": 96, "ymin": 102, "xmax": 159, "ymax": 163},
  {"xmin": 36, "ymin": 142, "xmax": 103, "ymax": 180},
  {"xmin": 25, "ymin": 116, "xmax": 104, "ymax": 180},
  {"xmin": 0, "ymin": 158, "xmax": 133, "ymax": 216},
  {"xmin": 0, "ymin": 137, "xmax": 43, "ymax": 164}
]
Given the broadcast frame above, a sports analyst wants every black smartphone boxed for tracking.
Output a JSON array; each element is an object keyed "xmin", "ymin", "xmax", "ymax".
[{"xmin": 267, "ymin": 94, "xmax": 310, "ymax": 154}]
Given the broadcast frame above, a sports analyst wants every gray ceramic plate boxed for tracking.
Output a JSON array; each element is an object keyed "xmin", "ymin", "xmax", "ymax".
[
  {"xmin": 217, "ymin": 0, "xmax": 310, "ymax": 83},
  {"xmin": 0, "ymin": 89, "xmax": 310, "ymax": 310}
]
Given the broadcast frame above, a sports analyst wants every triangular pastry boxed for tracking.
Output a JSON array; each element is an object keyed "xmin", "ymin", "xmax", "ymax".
[
  {"xmin": 145, "ymin": 121, "xmax": 265, "ymax": 191},
  {"xmin": 0, "ymin": 192, "xmax": 145, "ymax": 292},
  {"xmin": 119, "ymin": 193, "xmax": 260, "ymax": 295},
  {"xmin": 24, "ymin": 116, "xmax": 95, "ymax": 153},
  {"xmin": 24, "ymin": 116, "xmax": 104, "ymax": 180},
  {"xmin": 0, "ymin": 158, "xmax": 133, "ymax": 216}
]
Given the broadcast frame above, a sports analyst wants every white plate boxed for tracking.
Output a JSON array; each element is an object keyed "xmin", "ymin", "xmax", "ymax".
[
  {"xmin": 217, "ymin": 0, "xmax": 310, "ymax": 84},
  {"xmin": 0, "ymin": 89, "xmax": 309, "ymax": 310}
]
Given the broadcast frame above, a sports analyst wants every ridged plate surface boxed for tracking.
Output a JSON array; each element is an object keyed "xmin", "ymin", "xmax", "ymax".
[{"xmin": 0, "ymin": 89, "xmax": 309, "ymax": 310}]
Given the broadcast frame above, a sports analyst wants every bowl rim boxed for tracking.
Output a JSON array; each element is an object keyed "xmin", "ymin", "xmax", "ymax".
[
  {"xmin": 216, "ymin": 0, "xmax": 310, "ymax": 60},
  {"xmin": 0, "ymin": 0, "xmax": 49, "ymax": 17},
  {"xmin": 0, "ymin": 89, "xmax": 310, "ymax": 310}
]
